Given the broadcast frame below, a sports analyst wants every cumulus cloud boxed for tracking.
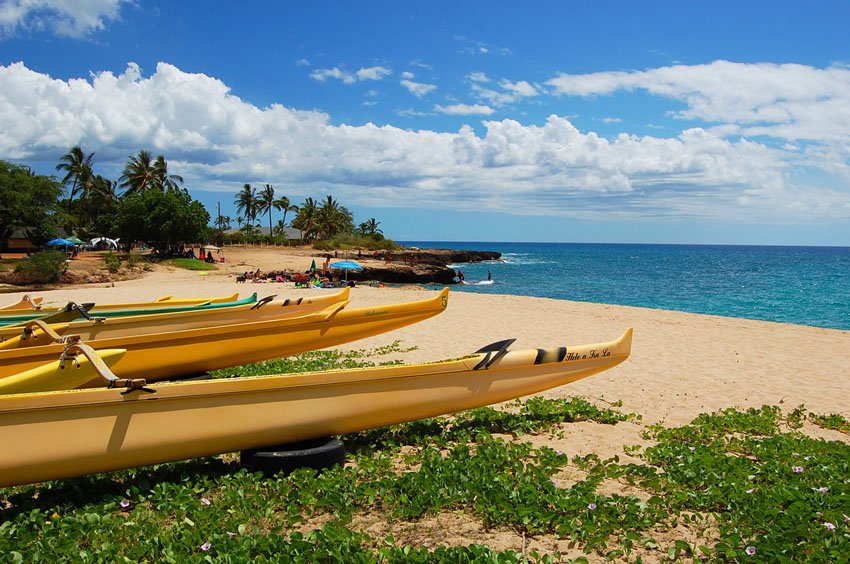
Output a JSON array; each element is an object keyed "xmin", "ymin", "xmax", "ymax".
[
  {"xmin": 546, "ymin": 60, "xmax": 850, "ymax": 143},
  {"xmin": 1, "ymin": 61, "xmax": 848, "ymax": 223},
  {"xmin": 0, "ymin": 0, "xmax": 125, "ymax": 38},
  {"xmin": 401, "ymin": 79, "xmax": 436, "ymax": 98}
]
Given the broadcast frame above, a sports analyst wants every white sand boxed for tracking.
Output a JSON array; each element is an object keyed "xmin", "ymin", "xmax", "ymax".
[{"xmin": 4, "ymin": 246, "xmax": 849, "ymax": 430}]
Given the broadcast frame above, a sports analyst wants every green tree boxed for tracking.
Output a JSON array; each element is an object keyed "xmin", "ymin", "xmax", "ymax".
[
  {"xmin": 257, "ymin": 183, "xmax": 276, "ymax": 237},
  {"xmin": 88, "ymin": 175, "xmax": 121, "ymax": 236},
  {"xmin": 317, "ymin": 195, "xmax": 353, "ymax": 239},
  {"xmin": 0, "ymin": 160, "xmax": 63, "ymax": 251},
  {"xmin": 55, "ymin": 146, "xmax": 95, "ymax": 231},
  {"xmin": 114, "ymin": 188, "xmax": 209, "ymax": 251},
  {"xmin": 55, "ymin": 146, "xmax": 94, "ymax": 203},
  {"xmin": 234, "ymin": 183, "xmax": 258, "ymax": 227},
  {"xmin": 291, "ymin": 197, "xmax": 319, "ymax": 242},
  {"xmin": 152, "ymin": 155, "xmax": 184, "ymax": 192},
  {"xmin": 274, "ymin": 195, "xmax": 297, "ymax": 229},
  {"xmin": 119, "ymin": 150, "xmax": 156, "ymax": 195},
  {"xmin": 358, "ymin": 218, "xmax": 383, "ymax": 236}
]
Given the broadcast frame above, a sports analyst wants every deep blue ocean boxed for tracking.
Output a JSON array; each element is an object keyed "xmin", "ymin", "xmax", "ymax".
[{"xmin": 402, "ymin": 242, "xmax": 850, "ymax": 331}]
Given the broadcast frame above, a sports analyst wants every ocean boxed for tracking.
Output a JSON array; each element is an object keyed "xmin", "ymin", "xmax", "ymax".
[{"xmin": 402, "ymin": 242, "xmax": 850, "ymax": 331}]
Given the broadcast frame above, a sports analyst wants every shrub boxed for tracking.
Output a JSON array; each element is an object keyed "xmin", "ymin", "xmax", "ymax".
[
  {"xmin": 127, "ymin": 250, "xmax": 143, "ymax": 267},
  {"xmin": 103, "ymin": 251, "xmax": 122, "ymax": 273},
  {"xmin": 12, "ymin": 250, "xmax": 67, "ymax": 283}
]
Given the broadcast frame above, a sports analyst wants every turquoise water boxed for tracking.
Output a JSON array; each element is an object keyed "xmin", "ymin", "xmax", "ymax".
[{"xmin": 404, "ymin": 242, "xmax": 850, "ymax": 331}]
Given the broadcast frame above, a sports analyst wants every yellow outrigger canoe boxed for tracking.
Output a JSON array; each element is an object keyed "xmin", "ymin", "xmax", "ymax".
[
  {"xmin": 0, "ymin": 288, "xmax": 450, "ymax": 389},
  {"xmin": 0, "ymin": 328, "xmax": 631, "ymax": 487},
  {"xmin": 0, "ymin": 288, "xmax": 350, "ymax": 345},
  {"xmin": 0, "ymin": 295, "xmax": 43, "ymax": 310},
  {"xmin": 0, "ymin": 292, "xmax": 243, "ymax": 316}
]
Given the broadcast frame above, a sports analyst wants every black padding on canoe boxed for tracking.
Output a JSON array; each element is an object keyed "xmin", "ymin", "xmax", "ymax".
[
  {"xmin": 250, "ymin": 295, "xmax": 277, "ymax": 309},
  {"xmin": 475, "ymin": 338, "xmax": 516, "ymax": 353},
  {"xmin": 534, "ymin": 347, "xmax": 567, "ymax": 365},
  {"xmin": 473, "ymin": 338, "xmax": 516, "ymax": 370}
]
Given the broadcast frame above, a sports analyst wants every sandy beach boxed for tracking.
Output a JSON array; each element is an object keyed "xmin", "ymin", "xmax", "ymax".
[{"xmin": 3, "ymin": 245, "xmax": 849, "ymax": 447}]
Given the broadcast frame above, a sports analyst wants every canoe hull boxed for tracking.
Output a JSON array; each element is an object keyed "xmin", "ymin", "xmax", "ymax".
[
  {"xmin": 0, "ymin": 288, "xmax": 447, "ymax": 388},
  {"xmin": 0, "ymin": 289, "xmax": 349, "ymax": 345},
  {"xmin": 0, "ymin": 328, "xmax": 631, "ymax": 487}
]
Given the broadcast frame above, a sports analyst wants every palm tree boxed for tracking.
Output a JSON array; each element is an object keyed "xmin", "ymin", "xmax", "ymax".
[
  {"xmin": 234, "ymin": 184, "xmax": 258, "ymax": 227},
  {"xmin": 257, "ymin": 183, "xmax": 276, "ymax": 236},
  {"xmin": 273, "ymin": 195, "xmax": 297, "ymax": 229},
  {"xmin": 88, "ymin": 175, "xmax": 119, "ymax": 235},
  {"xmin": 56, "ymin": 146, "xmax": 95, "ymax": 203},
  {"xmin": 317, "ymin": 195, "xmax": 353, "ymax": 239},
  {"xmin": 359, "ymin": 218, "xmax": 382, "ymax": 236},
  {"xmin": 119, "ymin": 150, "xmax": 156, "ymax": 195},
  {"xmin": 152, "ymin": 155, "xmax": 184, "ymax": 192},
  {"xmin": 292, "ymin": 197, "xmax": 319, "ymax": 242},
  {"xmin": 215, "ymin": 214, "xmax": 232, "ymax": 232}
]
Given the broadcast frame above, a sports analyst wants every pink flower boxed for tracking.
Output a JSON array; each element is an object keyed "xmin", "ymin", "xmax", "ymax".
[
  {"xmin": 587, "ymin": 503, "xmax": 597, "ymax": 510},
  {"xmin": 843, "ymin": 514, "xmax": 850, "ymax": 523},
  {"xmin": 200, "ymin": 497, "xmax": 211, "ymax": 506},
  {"xmin": 745, "ymin": 546, "xmax": 756, "ymax": 556},
  {"xmin": 201, "ymin": 542, "xmax": 212, "ymax": 551},
  {"xmin": 227, "ymin": 531, "xmax": 237, "ymax": 538},
  {"xmin": 119, "ymin": 499, "xmax": 130, "ymax": 509},
  {"xmin": 792, "ymin": 466, "xmax": 803, "ymax": 473},
  {"xmin": 812, "ymin": 487, "xmax": 829, "ymax": 493},
  {"xmin": 824, "ymin": 522, "xmax": 836, "ymax": 531}
]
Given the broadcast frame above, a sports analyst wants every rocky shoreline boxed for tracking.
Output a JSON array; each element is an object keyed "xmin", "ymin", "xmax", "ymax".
[
  {"xmin": 359, "ymin": 249, "xmax": 501, "ymax": 284},
  {"xmin": 270, "ymin": 248, "xmax": 502, "ymax": 285}
]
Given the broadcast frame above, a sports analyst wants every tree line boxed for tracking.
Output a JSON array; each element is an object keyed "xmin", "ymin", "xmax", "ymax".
[{"xmin": 1, "ymin": 146, "xmax": 388, "ymax": 252}]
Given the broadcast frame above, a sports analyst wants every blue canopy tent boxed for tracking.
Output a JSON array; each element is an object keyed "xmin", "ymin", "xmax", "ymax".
[
  {"xmin": 330, "ymin": 260, "xmax": 363, "ymax": 281},
  {"xmin": 45, "ymin": 238, "xmax": 75, "ymax": 247}
]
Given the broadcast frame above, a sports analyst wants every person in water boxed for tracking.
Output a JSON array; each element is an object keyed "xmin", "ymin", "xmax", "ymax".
[{"xmin": 487, "ymin": 270, "xmax": 492, "ymax": 281}]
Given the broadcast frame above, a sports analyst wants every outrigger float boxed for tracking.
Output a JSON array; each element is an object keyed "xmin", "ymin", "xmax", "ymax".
[
  {"xmin": 0, "ymin": 293, "xmax": 257, "ymax": 327},
  {"xmin": 0, "ymin": 288, "xmax": 349, "ymax": 344},
  {"xmin": 0, "ymin": 328, "xmax": 632, "ymax": 487},
  {"xmin": 0, "ymin": 292, "xmax": 241, "ymax": 314},
  {"xmin": 0, "ymin": 288, "xmax": 449, "ymax": 390}
]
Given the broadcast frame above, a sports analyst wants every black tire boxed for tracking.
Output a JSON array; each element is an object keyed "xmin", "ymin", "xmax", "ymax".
[{"xmin": 241, "ymin": 437, "xmax": 346, "ymax": 476}]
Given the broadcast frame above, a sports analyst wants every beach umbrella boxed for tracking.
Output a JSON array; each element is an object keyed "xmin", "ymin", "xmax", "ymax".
[
  {"xmin": 66, "ymin": 236, "xmax": 85, "ymax": 245},
  {"xmin": 45, "ymin": 238, "xmax": 75, "ymax": 247},
  {"xmin": 330, "ymin": 260, "xmax": 363, "ymax": 281}
]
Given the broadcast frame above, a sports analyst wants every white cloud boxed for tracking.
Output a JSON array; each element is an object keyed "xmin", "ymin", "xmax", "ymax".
[
  {"xmin": 295, "ymin": 59, "xmax": 311, "ymax": 67},
  {"xmin": 310, "ymin": 65, "xmax": 391, "ymax": 85},
  {"xmin": 401, "ymin": 79, "xmax": 436, "ymax": 98},
  {"xmin": 356, "ymin": 66, "xmax": 391, "ymax": 81},
  {"xmin": 435, "ymin": 103, "xmax": 494, "ymax": 116},
  {"xmin": 468, "ymin": 72, "xmax": 489, "ymax": 83},
  {"xmin": 471, "ymin": 78, "xmax": 539, "ymax": 107},
  {"xmin": 546, "ymin": 60, "xmax": 850, "ymax": 143},
  {"xmin": 0, "ymin": 0, "xmax": 125, "ymax": 38},
  {"xmin": 310, "ymin": 67, "xmax": 355, "ymax": 84},
  {"xmin": 602, "ymin": 117, "xmax": 622, "ymax": 124},
  {"xmin": 401, "ymin": 71, "xmax": 415, "ymax": 80},
  {"xmin": 1, "ymin": 61, "xmax": 848, "ymax": 224},
  {"xmin": 499, "ymin": 79, "xmax": 538, "ymax": 98}
]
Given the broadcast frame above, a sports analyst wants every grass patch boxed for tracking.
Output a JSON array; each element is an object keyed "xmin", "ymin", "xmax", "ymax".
[
  {"xmin": 168, "ymin": 258, "xmax": 217, "ymax": 271},
  {"xmin": 1, "ymin": 343, "xmax": 848, "ymax": 561}
]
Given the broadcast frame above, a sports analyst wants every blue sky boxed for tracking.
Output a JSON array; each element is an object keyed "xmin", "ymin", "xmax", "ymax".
[{"xmin": 1, "ymin": 1, "xmax": 850, "ymax": 245}]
